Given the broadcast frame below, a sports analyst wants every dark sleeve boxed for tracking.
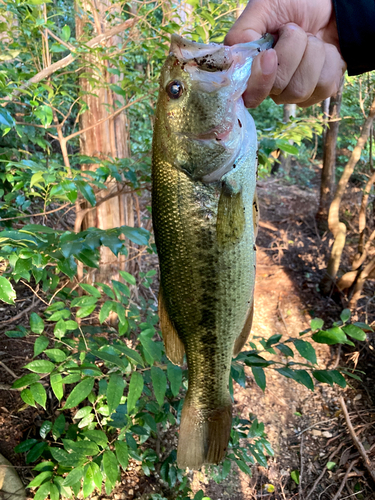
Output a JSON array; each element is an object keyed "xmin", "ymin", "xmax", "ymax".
[{"xmin": 333, "ymin": 0, "xmax": 375, "ymax": 75}]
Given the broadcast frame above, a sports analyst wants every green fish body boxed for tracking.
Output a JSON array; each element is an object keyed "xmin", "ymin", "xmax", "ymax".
[{"xmin": 152, "ymin": 34, "xmax": 272, "ymax": 469}]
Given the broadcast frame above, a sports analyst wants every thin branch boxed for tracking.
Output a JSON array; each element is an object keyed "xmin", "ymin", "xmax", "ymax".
[
  {"xmin": 0, "ymin": 361, "xmax": 18, "ymax": 379},
  {"xmin": 64, "ymin": 92, "xmax": 153, "ymax": 142},
  {"xmin": 0, "ymin": 203, "xmax": 70, "ymax": 222},
  {"xmin": 331, "ymin": 460, "xmax": 359, "ymax": 500},
  {"xmin": 2, "ymin": 18, "xmax": 135, "ymax": 104},
  {"xmin": 20, "ymin": 281, "xmax": 49, "ymax": 306},
  {"xmin": 0, "ymin": 300, "xmax": 36, "ymax": 327},
  {"xmin": 339, "ymin": 395, "xmax": 375, "ymax": 481},
  {"xmin": 45, "ymin": 28, "xmax": 75, "ymax": 51}
]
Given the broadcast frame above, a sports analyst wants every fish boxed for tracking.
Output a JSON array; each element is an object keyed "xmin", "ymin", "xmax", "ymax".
[{"xmin": 152, "ymin": 33, "xmax": 273, "ymax": 469}]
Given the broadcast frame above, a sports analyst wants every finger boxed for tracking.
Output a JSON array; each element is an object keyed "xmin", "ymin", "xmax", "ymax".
[
  {"xmin": 295, "ymin": 44, "xmax": 347, "ymax": 107},
  {"xmin": 243, "ymin": 49, "xmax": 278, "ymax": 108},
  {"xmin": 271, "ymin": 23, "xmax": 308, "ymax": 95},
  {"xmin": 272, "ymin": 35, "xmax": 326, "ymax": 104},
  {"xmin": 225, "ymin": 0, "xmax": 271, "ymax": 46}
]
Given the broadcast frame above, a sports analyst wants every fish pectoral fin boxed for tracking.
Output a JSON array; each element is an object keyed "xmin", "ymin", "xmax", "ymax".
[
  {"xmin": 159, "ymin": 286, "xmax": 185, "ymax": 366},
  {"xmin": 177, "ymin": 401, "xmax": 232, "ymax": 469},
  {"xmin": 233, "ymin": 302, "xmax": 254, "ymax": 357}
]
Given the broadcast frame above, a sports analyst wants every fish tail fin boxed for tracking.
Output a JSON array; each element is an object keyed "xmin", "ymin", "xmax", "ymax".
[{"xmin": 177, "ymin": 399, "xmax": 232, "ymax": 469}]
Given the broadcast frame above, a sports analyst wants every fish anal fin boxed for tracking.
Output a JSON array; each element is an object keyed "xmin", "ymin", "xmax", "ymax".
[
  {"xmin": 233, "ymin": 302, "xmax": 254, "ymax": 357},
  {"xmin": 159, "ymin": 287, "xmax": 185, "ymax": 366},
  {"xmin": 177, "ymin": 400, "xmax": 232, "ymax": 469}
]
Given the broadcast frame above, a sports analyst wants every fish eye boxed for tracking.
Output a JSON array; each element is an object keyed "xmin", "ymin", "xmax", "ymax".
[{"xmin": 166, "ymin": 80, "xmax": 183, "ymax": 99}]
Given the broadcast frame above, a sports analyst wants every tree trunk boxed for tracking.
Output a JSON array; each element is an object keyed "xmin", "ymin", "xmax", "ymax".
[
  {"xmin": 75, "ymin": 1, "xmax": 134, "ymax": 283},
  {"xmin": 317, "ymin": 77, "xmax": 344, "ymax": 222},
  {"xmin": 320, "ymin": 96, "xmax": 375, "ymax": 295}
]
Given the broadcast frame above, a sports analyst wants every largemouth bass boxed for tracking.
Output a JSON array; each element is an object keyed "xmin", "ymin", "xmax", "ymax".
[{"xmin": 152, "ymin": 34, "xmax": 272, "ymax": 469}]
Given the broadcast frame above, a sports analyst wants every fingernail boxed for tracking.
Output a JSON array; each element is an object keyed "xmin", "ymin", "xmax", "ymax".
[{"xmin": 260, "ymin": 49, "xmax": 277, "ymax": 75}]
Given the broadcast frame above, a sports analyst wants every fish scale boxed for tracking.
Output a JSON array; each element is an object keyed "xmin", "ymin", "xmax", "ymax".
[{"xmin": 152, "ymin": 33, "xmax": 273, "ymax": 469}]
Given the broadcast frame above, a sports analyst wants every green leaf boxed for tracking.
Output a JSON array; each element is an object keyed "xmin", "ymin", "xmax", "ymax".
[
  {"xmin": 45, "ymin": 349, "xmax": 67, "ymax": 363},
  {"xmin": 90, "ymin": 461, "xmax": 103, "ymax": 489},
  {"xmin": 343, "ymin": 324, "xmax": 367, "ymax": 341},
  {"xmin": 25, "ymin": 360, "xmax": 55, "ymax": 373},
  {"xmin": 277, "ymin": 141, "xmax": 299, "ymax": 155},
  {"xmin": 312, "ymin": 327, "xmax": 348, "ymax": 345},
  {"xmin": 28, "ymin": 471, "xmax": 53, "ymax": 488},
  {"xmin": 83, "ymin": 464, "xmax": 96, "ymax": 498},
  {"xmin": 21, "ymin": 388, "xmax": 35, "ymax": 407},
  {"xmin": 34, "ymin": 336, "xmax": 49, "ymax": 357},
  {"xmin": 167, "ymin": 363, "xmax": 182, "ymax": 397},
  {"xmin": 236, "ymin": 459, "xmax": 251, "ymax": 475},
  {"xmin": 39, "ymin": 421, "xmax": 52, "ymax": 439},
  {"xmin": 113, "ymin": 344, "xmax": 143, "ymax": 367},
  {"xmin": 74, "ymin": 407, "xmax": 92, "ymax": 420},
  {"xmin": 80, "ymin": 284, "xmax": 101, "ymax": 298},
  {"xmin": 99, "ymin": 301, "xmax": 114, "ymax": 324},
  {"xmin": 50, "ymin": 483, "xmax": 59, "ymax": 500},
  {"xmin": 64, "ymin": 377, "xmax": 95, "ymax": 409},
  {"xmin": 54, "ymin": 319, "xmax": 67, "ymax": 339},
  {"xmin": 310, "ymin": 318, "xmax": 324, "ymax": 331},
  {"xmin": 107, "ymin": 373, "xmax": 125, "ymax": 414},
  {"xmin": 326, "ymin": 461, "xmax": 336, "ymax": 470},
  {"xmin": 97, "ymin": 283, "xmax": 115, "ymax": 299},
  {"xmin": 293, "ymin": 339, "xmax": 317, "ymax": 364},
  {"xmin": 30, "ymin": 383, "xmax": 47, "ymax": 409},
  {"xmin": 291, "ymin": 470, "xmax": 299, "ymax": 485},
  {"xmin": 293, "ymin": 370, "xmax": 314, "ymax": 391},
  {"xmin": 276, "ymin": 343, "xmax": 294, "ymax": 357},
  {"xmin": 76, "ymin": 181, "xmax": 96, "ymax": 207},
  {"xmin": 63, "ymin": 467, "xmax": 85, "ymax": 487},
  {"xmin": 312, "ymin": 370, "xmax": 334, "ymax": 386},
  {"xmin": 127, "ymin": 371, "xmax": 143, "ymax": 413},
  {"xmin": 353, "ymin": 322, "xmax": 373, "ymax": 332},
  {"xmin": 330, "ymin": 370, "xmax": 347, "ymax": 388},
  {"xmin": 52, "ymin": 414, "xmax": 65, "ymax": 439},
  {"xmin": 103, "ymin": 451, "xmax": 119, "ymax": 486},
  {"xmin": 251, "ymin": 366, "xmax": 266, "ymax": 391},
  {"xmin": 151, "ymin": 366, "xmax": 167, "ymax": 406},
  {"xmin": 27, "ymin": 442, "xmax": 46, "ymax": 464},
  {"xmin": 119, "ymin": 271, "xmax": 136, "ymax": 286},
  {"xmin": 76, "ymin": 304, "xmax": 96, "ymax": 318},
  {"xmin": 121, "ymin": 226, "xmax": 149, "ymax": 246},
  {"xmin": 115, "ymin": 441, "xmax": 129, "ymax": 471},
  {"xmin": 61, "ymin": 25, "xmax": 71, "ymax": 42},
  {"xmin": 62, "ymin": 439, "xmax": 99, "ymax": 456},
  {"xmin": 34, "ymin": 481, "xmax": 50, "ymax": 500},
  {"xmin": 15, "ymin": 439, "xmax": 38, "ymax": 453},
  {"xmin": 340, "ymin": 309, "xmax": 351, "ymax": 323},
  {"xmin": 30, "ymin": 313, "xmax": 45, "ymax": 334},
  {"xmin": 82, "ymin": 430, "xmax": 108, "ymax": 448},
  {"xmin": 12, "ymin": 373, "xmax": 40, "ymax": 389},
  {"xmin": 50, "ymin": 373, "xmax": 63, "ymax": 401},
  {"xmin": 101, "ymin": 234, "xmax": 123, "ymax": 256},
  {"xmin": 0, "ymin": 276, "xmax": 16, "ymax": 304}
]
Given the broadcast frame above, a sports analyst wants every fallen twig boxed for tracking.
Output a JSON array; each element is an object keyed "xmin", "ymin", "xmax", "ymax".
[
  {"xmin": 0, "ymin": 300, "xmax": 36, "ymax": 327},
  {"xmin": 0, "ymin": 361, "xmax": 17, "ymax": 379},
  {"xmin": 331, "ymin": 459, "xmax": 359, "ymax": 500},
  {"xmin": 340, "ymin": 395, "xmax": 375, "ymax": 481}
]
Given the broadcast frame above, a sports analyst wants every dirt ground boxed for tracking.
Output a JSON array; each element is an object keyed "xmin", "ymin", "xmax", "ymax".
[{"xmin": 1, "ymin": 171, "xmax": 375, "ymax": 500}]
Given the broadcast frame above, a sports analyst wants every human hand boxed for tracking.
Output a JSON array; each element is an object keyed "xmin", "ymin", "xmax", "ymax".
[{"xmin": 225, "ymin": 0, "xmax": 346, "ymax": 108}]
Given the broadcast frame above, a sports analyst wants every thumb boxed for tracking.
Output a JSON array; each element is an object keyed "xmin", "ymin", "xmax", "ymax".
[{"xmin": 224, "ymin": 1, "xmax": 271, "ymax": 46}]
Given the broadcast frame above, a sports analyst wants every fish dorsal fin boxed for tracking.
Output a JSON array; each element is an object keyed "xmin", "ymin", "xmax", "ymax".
[{"xmin": 159, "ymin": 286, "xmax": 185, "ymax": 366}]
